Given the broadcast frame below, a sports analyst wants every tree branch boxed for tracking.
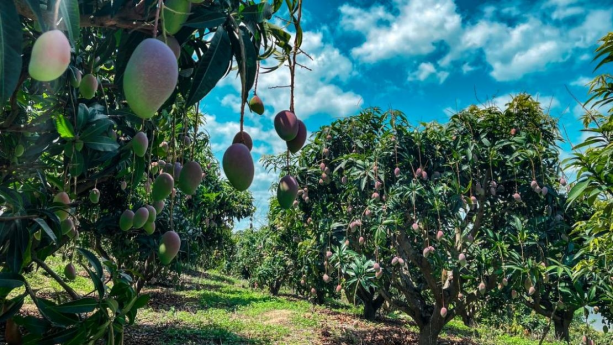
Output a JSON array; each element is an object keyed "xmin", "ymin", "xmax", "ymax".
[{"xmin": 34, "ymin": 258, "xmax": 80, "ymax": 301}]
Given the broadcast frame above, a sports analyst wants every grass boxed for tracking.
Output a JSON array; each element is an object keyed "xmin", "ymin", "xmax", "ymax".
[{"xmin": 16, "ymin": 257, "xmax": 611, "ymax": 344}]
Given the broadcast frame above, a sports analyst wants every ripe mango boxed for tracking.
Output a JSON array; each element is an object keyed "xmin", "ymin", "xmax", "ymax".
[
  {"xmin": 152, "ymin": 173, "xmax": 174, "ymax": 201},
  {"xmin": 287, "ymin": 120, "xmax": 306, "ymax": 153},
  {"xmin": 222, "ymin": 143, "xmax": 254, "ymax": 191},
  {"xmin": 274, "ymin": 110, "xmax": 299, "ymax": 141},
  {"xmin": 178, "ymin": 161, "xmax": 203, "ymax": 195},
  {"xmin": 159, "ymin": 231, "xmax": 181, "ymax": 265},
  {"xmin": 29, "ymin": 30, "xmax": 71, "ymax": 81},
  {"xmin": 277, "ymin": 175, "xmax": 298, "ymax": 209}
]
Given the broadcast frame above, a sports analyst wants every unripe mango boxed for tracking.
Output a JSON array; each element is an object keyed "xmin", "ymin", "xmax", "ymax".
[
  {"xmin": 232, "ymin": 131, "xmax": 253, "ymax": 151},
  {"xmin": 89, "ymin": 188, "xmax": 100, "ymax": 204},
  {"xmin": 222, "ymin": 143, "xmax": 254, "ymax": 191},
  {"xmin": 287, "ymin": 120, "xmax": 307, "ymax": 153},
  {"xmin": 146, "ymin": 205, "xmax": 157, "ymax": 223},
  {"xmin": 119, "ymin": 209, "xmax": 134, "ymax": 231},
  {"xmin": 64, "ymin": 263, "xmax": 77, "ymax": 280},
  {"xmin": 274, "ymin": 110, "xmax": 299, "ymax": 141},
  {"xmin": 53, "ymin": 192, "xmax": 71, "ymax": 221},
  {"xmin": 163, "ymin": 0, "xmax": 191, "ymax": 35},
  {"xmin": 277, "ymin": 175, "xmax": 298, "ymax": 209},
  {"xmin": 71, "ymin": 69, "xmax": 82, "ymax": 88},
  {"xmin": 153, "ymin": 200, "xmax": 165, "ymax": 214},
  {"xmin": 124, "ymin": 39, "xmax": 178, "ymax": 119},
  {"xmin": 178, "ymin": 161, "xmax": 203, "ymax": 195},
  {"xmin": 14, "ymin": 144, "xmax": 24, "ymax": 157},
  {"xmin": 132, "ymin": 132, "xmax": 148, "ymax": 157},
  {"xmin": 67, "ymin": 228, "xmax": 79, "ymax": 240},
  {"xmin": 156, "ymin": 35, "xmax": 181, "ymax": 59},
  {"xmin": 248, "ymin": 95, "xmax": 265, "ymax": 115},
  {"xmin": 133, "ymin": 207, "xmax": 149, "ymax": 229},
  {"xmin": 143, "ymin": 221, "xmax": 156, "ymax": 235},
  {"xmin": 79, "ymin": 74, "xmax": 98, "ymax": 99},
  {"xmin": 152, "ymin": 173, "xmax": 174, "ymax": 201},
  {"xmin": 159, "ymin": 231, "xmax": 181, "ymax": 265},
  {"xmin": 29, "ymin": 30, "xmax": 71, "ymax": 81},
  {"xmin": 61, "ymin": 218, "xmax": 74, "ymax": 235}
]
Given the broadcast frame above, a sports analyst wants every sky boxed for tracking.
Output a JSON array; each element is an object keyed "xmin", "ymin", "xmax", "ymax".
[{"xmin": 198, "ymin": 0, "xmax": 613, "ymax": 231}]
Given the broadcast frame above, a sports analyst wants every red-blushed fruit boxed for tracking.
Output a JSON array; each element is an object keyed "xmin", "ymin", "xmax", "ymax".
[
  {"xmin": 511, "ymin": 290, "xmax": 518, "ymax": 298},
  {"xmin": 376, "ymin": 270, "xmax": 383, "ymax": 279},
  {"xmin": 248, "ymin": 95, "xmax": 265, "ymax": 115},
  {"xmin": 593, "ymin": 306, "xmax": 599, "ymax": 313},
  {"xmin": 528, "ymin": 286, "xmax": 536, "ymax": 295},
  {"xmin": 375, "ymin": 181, "xmax": 382, "ymax": 190},
  {"xmin": 64, "ymin": 263, "xmax": 77, "ymax": 280},
  {"xmin": 124, "ymin": 39, "xmax": 178, "ymax": 119},
  {"xmin": 29, "ymin": 30, "xmax": 71, "ymax": 81},
  {"xmin": 458, "ymin": 293, "xmax": 464, "ymax": 299},
  {"xmin": 459, "ymin": 253, "xmax": 467, "ymax": 266},
  {"xmin": 287, "ymin": 120, "xmax": 307, "ymax": 153},
  {"xmin": 440, "ymin": 307, "xmax": 448, "ymax": 318},
  {"xmin": 323, "ymin": 148, "xmax": 330, "ymax": 156},
  {"xmin": 530, "ymin": 180, "xmax": 538, "ymax": 189},
  {"xmin": 341, "ymin": 176, "xmax": 348, "ymax": 184},
  {"xmin": 359, "ymin": 236, "xmax": 364, "ymax": 244},
  {"xmin": 156, "ymin": 35, "xmax": 181, "ymax": 60},
  {"xmin": 478, "ymin": 282, "xmax": 486, "ymax": 295},
  {"xmin": 152, "ymin": 173, "xmax": 174, "ymax": 201},
  {"xmin": 223, "ymin": 143, "xmax": 254, "ymax": 191},
  {"xmin": 365, "ymin": 208, "xmax": 371, "ymax": 217},
  {"xmin": 145, "ymin": 205, "xmax": 157, "ymax": 223},
  {"xmin": 398, "ymin": 258, "xmax": 404, "ymax": 265},
  {"xmin": 373, "ymin": 263, "xmax": 380, "ymax": 271},
  {"xmin": 541, "ymin": 186, "xmax": 548, "ymax": 195},
  {"xmin": 372, "ymin": 192, "xmax": 380, "ymax": 200},
  {"xmin": 178, "ymin": 161, "xmax": 203, "ymax": 195},
  {"xmin": 300, "ymin": 279, "xmax": 305, "ymax": 286},
  {"xmin": 143, "ymin": 221, "xmax": 156, "ymax": 235},
  {"xmin": 159, "ymin": 231, "xmax": 181, "ymax": 265},
  {"xmin": 394, "ymin": 167, "xmax": 401, "ymax": 177},
  {"xmin": 80, "ymin": 74, "xmax": 98, "ymax": 99},
  {"xmin": 310, "ymin": 288, "xmax": 317, "ymax": 295},
  {"xmin": 336, "ymin": 284, "xmax": 342, "ymax": 293},
  {"xmin": 53, "ymin": 192, "xmax": 71, "ymax": 221},
  {"xmin": 423, "ymin": 247, "xmax": 431, "ymax": 258},
  {"xmin": 323, "ymin": 274, "xmax": 329, "ymax": 282},
  {"xmin": 436, "ymin": 230, "xmax": 444, "ymax": 240},
  {"xmin": 277, "ymin": 175, "xmax": 299, "ymax": 209},
  {"xmin": 121, "ymin": 181, "xmax": 127, "ymax": 190},
  {"xmin": 412, "ymin": 222, "xmax": 419, "ymax": 231},
  {"xmin": 511, "ymin": 128, "xmax": 516, "ymax": 135},
  {"xmin": 326, "ymin": 251, "xmax": 333, "ymax": 258},
  {"xmin": 559, "ymin": 177, "xmax": 567, "ymax": 186},
  {"xmin": 119, "ymin": 210, "xmax": 134, "ymax": 231},
  {"xmin": 133, "ymin": 207, "xmax": 149, "ymax": 229},
  {"xmin": 133, "ymin": 131, "xmax": 148, "ymax": 157},
  {"xmin": 415, "ymin": 167, "xmax": 422, "ymax": 178},
  {"xmin": 502, "ymin": 278, "xmax": 508, "ymax": 286},
  {"xmin": 513, "ymin": 193, "xmax": 522, "ymax": 202},
  {"xmin": 274, "ymin": 110, "xmax": 299, "ymax": 141},
  {"xmin": 319, "ymin": 163, "xmax": 326, "ymax": 171},
  {"xmin": 422, "ymin": 171, "xmax": 428, "ymax": 180},
  {"xmin": 233, "ymin": 131, "xmax": 253, "ymax": 151},
  {"xmin": 391, "ymin": 257, "xmax": 399, "ymax": 265}
]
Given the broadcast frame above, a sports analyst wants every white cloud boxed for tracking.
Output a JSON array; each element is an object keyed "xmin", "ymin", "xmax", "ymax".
[
  {"xmin": 408, "ymin": 62, "xmax": 449, "ymax": 84},
  {"xmin": 570, "ymin": 76, "xmax": 592, "ymax": 87},
  {"xmin": 339, "ymin": 0, "xmax": 462, "ymax": 62}
]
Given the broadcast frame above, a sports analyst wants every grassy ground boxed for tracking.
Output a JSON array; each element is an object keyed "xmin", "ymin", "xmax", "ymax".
[{"xmin": 13, "ymin": 256, "xmax": 611, "ymax": 344}]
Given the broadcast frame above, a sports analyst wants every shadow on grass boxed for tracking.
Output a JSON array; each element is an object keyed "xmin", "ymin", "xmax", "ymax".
[
  {"xmin": 181, "ymin": 269, "xmax": 237, "ymax": 286},
  {"xmin": 198, "ymin": 289, "xmax": 274, "ymax": 310},
  {"xmin": 442, "ymin": 321, "xmax": 481, "ymax": 339},
  {"xmin": 125, "ymin": 323, "xmax": 266, "ymax": 345}
]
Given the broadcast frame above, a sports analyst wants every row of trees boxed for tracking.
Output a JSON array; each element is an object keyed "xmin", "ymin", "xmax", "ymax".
[
  {"xmin": 0, "ymin": 0, "xmax": 302, "ymax": 343},
  {"xmin": 229, "ymin": 33, "xmax": 613, "ymax": 345}
]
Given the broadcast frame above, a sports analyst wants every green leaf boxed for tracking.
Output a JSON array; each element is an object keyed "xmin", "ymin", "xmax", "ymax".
[
  {"xmin": 241, "ymin": 3, "xmax": 272, "ymax": 23},
  {"xmin": 33, "ymin": 218, "xmax": 57, "ymax": 243},
  {"xmin": 0, "ymin": 272, "xmax": 25, "ymax": 289},
  {"xmin": 238, "ymin": 26, "xmax": 257, "ymax": 94},
  {"xmin": 80, "ymin": 119, "xmax": 112, "ymax": 140},
  {"xmin": 186, "ymin": 26, "xmax": 232, "ymax": 107},
  {"xmin": 0, "ymin": 293, "xmax": 25, "ymax": 323},
  {"xmin": 13, "ymin": 315, "xmax": 50, "ymax": 335},
  {"xmin": 55, "ymin": 114, "xmax": 75, "ymax": 139},
  {"xmin": 7, "ymin": 224, "xmax": 28, "ymax": 273},
  {"xmin": 566, "ymin": 180, "xmax": 589, "ymax": 206},
  {"xmin": 36, "ymin": 299, "xmax": 79, "ymax": 326},
  {"xmin": 77, "ymin": 248, "xmax": 104, "ymax": 279},
  {"xmin": 55, "ymin": 297, "xmax": 99, "ymax": 314},
  {"xmin": 0, "ymin": 0, "xmax": 23, "ymax": 104},
  {"xmin": 132, "ymin": 294, "xmax": 150, "ymax": 309},
  {"xmin": 83, "ymin": 135, "xmax": 120, "ymax": 152},
  {"xmin": 184, "ymin": 11, "xmax": 227, "ymax": 29},
  {"xmin": 58, "ymin": 0, "xmax": 80, "ymax": 46},
  {"xmin": 68, "ymin": 150, "xmax": 84, "ymax": 176}
]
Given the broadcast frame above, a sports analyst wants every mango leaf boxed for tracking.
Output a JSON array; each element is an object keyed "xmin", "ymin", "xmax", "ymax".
[
  {"xmin": 58, "ymin": 0, "xmax": 80, "ymax": 46},
  {"xmin": 238, "ymin": 26, "xmax": 257, "ymax": 94},
  {"xmin": 0, "ymin": 293, "xmax": 25, "ymax": 323},
  {"xmin": 33, "ymin": 218, "xmax": 57, "ymax": 243},
  {"xmin": 83, "ymin": 135, "xmax": 119, "ymax": 152},
  {"xmin": 184, "ymin": 11, "xmax": 227, "ymax": 29},
  {"xmin": 37, "ymin": 299, "xmax": 79, "ymax": 326},
  {"xmin": 13, "ymin": 315, "xmax": 50, "ymax": 335},
  {"xmin": 68, "ymin": 150, "xmax": 84, "ymax": 176},
  {"xmin": 566, "ymin": 180, "xmax": 589, "ymax": 206},
  {"xmin": 241, "ymin": 3, "xmax": 272, "ymax": 23},
  {"xmin": 77, "ymin": 247, "xmax": 104, "ymax": 279},
  {"xmin": 54, "ymin": 297, "xmax": 99, "ymax": 314},
  {"xmin": 55, "ymin": 114, "xmax": 75, "ymax": 139},
  {"xmin": 186, "ymin": 27, "xmax": 232, "ymax": 106},
  {"xmin": 0, "ymin": 0, "xmax": 23, "ymax": 104},
  {"xmin": 0, "ymin": 272, "xmax": 25, "ymax": 289},
  {"xmin": 7, "ymin": 224, "xmax": 28, "ymax": 273}
]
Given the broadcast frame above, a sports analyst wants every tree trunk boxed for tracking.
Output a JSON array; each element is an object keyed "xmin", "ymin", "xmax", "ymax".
[
  {"xmin": 553, "ymin": 315, "xmax": 571, "ymax": 342},
  {"xmin": 418, "ymin": 321, "xmax": 444, "ymax": 345}
]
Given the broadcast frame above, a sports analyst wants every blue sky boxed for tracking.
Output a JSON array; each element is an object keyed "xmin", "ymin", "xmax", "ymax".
[{"xmin": 199, "ymin": 0, "xmax": 612, "ymax": 230}]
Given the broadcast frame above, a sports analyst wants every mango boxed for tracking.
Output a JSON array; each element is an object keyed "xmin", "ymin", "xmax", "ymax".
[
  {"xmin": 146, "ymin": 205, "xmax": 157, "ymax": 223},
  {"xmin": 232, "ymin": 131, "xmax": 253, "ymax": 151},
  {"xmin": 53, "ymin": 192, "xmax": 71, "ymax": 221},
  {"xmin": 152, "ymin": 173, "xmax": 174, "ymax": 201},
  {"xmin": 153, "ymin": 200, "xmax": 165, "ymax": 214},
  {"xmin": 143, "ymin": 221, "xmax": 156, "ymax": 235},
  {"xmin": 163, "ymin": 0, "xmax": 191, "ymax": 35},
  {"xmin": 71, "ymin": 69, "xmax": 82, "ymax": 88},
  {"xmin": 124, "ymin": 39, "xmax": 178, "ymax": 119},
  {"xmin": 277, "ymin": 175, "xmax": 298, "ymax": 209},
  {"xmin": 61, "ymin": 218, "xmax": 74, "ymax": 235},
  {"xmin": 287, "ymin": 120, "xmax": 306, "ymax": 153},
  {"xmin": 248, "ymin": 95, "xmax": 265, "ymax": 115},
  {"xmin": 133, "ymin": 207, "xmax": 149, "ymax": 229},
  {"xmin": 178, "ymin": 161, "xmax": 202, "ymax": 195},
  {"xmin": 159, "ymin": 231, "xmax": 181, "ymax": 265},
  {"xmin": 29, "ymin": 30, "xmax": 71, "ymax": 81},
  {"xmin": 119, "ymin": 209, "xmax": 134, "ymax": 231},
  {"xmin": 64, "ymin": 263, "xmax": 77, "ymax": 280},
  {"xmin": 89, "ymin": 188, "xmax": 100, "ymax": 203},
  {"xmin": 156, "ymin": 35, "xmax": 181, "ymax": 60},
  {"xmin": 80, "ymin": 74, "xmax": 98, "ymax": 99},
  {"xmin": 222, "ymin": 143, "xmax": 254, "ymax": 191},
  {"xmin": 274, "ymin": 110, "xmax": 299, "ymax": 141},
  {"xmin": 132, "ymin": 132, "xmax": 148, "ymax": 157}
]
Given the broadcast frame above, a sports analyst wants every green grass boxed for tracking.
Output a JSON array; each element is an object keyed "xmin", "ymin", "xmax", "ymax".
[{"xmin": 19, "ymin": 262, "xmax": 611, "ymax": 344}]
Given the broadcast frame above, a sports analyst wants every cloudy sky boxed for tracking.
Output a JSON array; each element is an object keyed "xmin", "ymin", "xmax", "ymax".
[{"xmin": 199, "ymin": 0, "xmax": 612, "ymax": 230}]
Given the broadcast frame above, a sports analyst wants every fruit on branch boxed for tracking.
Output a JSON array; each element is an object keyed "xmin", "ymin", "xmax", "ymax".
[
  {"xmin": 541, "ymin": 186, "xmax": 548, "ymax": 195},
  {"xmin": 146, "ymin": 205, "xmax": 157, "ymax": 223},
  {"xmin": 80, "ymin": 74, "xmax": 98, "ymax": 99},
  {"xmin": 61, "ymin": 218, "xmax": 74, "ymax": 235},
  {"xmin": 143, "ymin": 221, "xmax": 156, "ymax": 235},
  {"xmin": 323, "ymin": 274, "xmax": 329, "ymax": 283},
  {"xmin": 323, "ymin": 148, "xmax": 330, "ymax": 156},
  {"xmin": 156, "ymin": 35, "xmax": 181, "ymax": 59},
  {"xmin": 121, "ymin": 181, "xmax": 127, "ymax": 190},
  {"xmin": 178, "ymin": 161, "xmax": 203, "ymax": 195},
  {"xmin": 421, "ymin": 170, "xmax": 428, "ymax": 180},
  {"xmin": 233, "ymin": 131, "xmax": 253, "ymax": 151},
  {"xmin": 512, "ymin": 193, "xmax": 522, "ymax": 202},
  {"xmin": 398, "ymin": 258, "xmax": 404, "ymax": 265},
  {"xmin": 436, "ymin": 230, "xmax": 444, "ymax": 241},
  {"xmin": 528, "ymin": 286, "xmax": 536, "ymax": 295},
  {"xmin": 376, "ymin": 270, "xmax": 383, "ymax": 279},
  {"xmin": 89, "ymin": 188, "xmax": 100, "ymax": 203},
  {"xmin": 132, "ymin": 132, "xmax": 148, "ymax": 157},
  {"xmin": 459, "ymin": 253, "xmax": 467, "ymax": 266},
  {"xmin": 163, "ymin": 0, "xmax": 191, "ymax": 35},
  {"xmin": 373, "ymin": 263, "xmax": 380, "ymax": 271},
  {"xmin": 478, "ymin": 282, "xmax": 486, "ymax": 295},
  {"xmin": 248, "ymin": 95, "xmax": 265, "ymax": 115},
  {"xmin": 287, "ymin": 120, "xmax": 307, "ymax": 153},
  {"xmin": 391, "ymin": 257, "xmax": 399, "ymax": 265},
  {"xmin": 277, "ymin": 175, "xmax": 299, "ymax": 209},
  {"xmin": 319, "ymin": 163, "xmax": 326, "ymax": 171},
  {"xmin": 336, "ymin": 284, "xmax": 342, "ymax": 293},
  {"xmin": 511, "ymin": 128, "xmax": 516, "ymax": 135},
  {"xmin": 124, "ymin": 39, "xmax": 178, "ymax": 119},
  {"xmin": 559, "ymin": 177, "xmax": 567, "ymax": 186},
  {"xmin": 274, "ymin": 110, "xmax": 299, "ymax": 141},
  {"xmin": 530, "ymin": 180, "xmax": 538, "ymax": 189},
  {"xmin": 359, "ymin": 236, "xmax": 364, "ymax": 244},
  {"xmin": 53, "ymin": 192, "xmax": 71, "ymax": 221},
  {"xmin": 152, "ymin": 173, "xmax": 175, "ymax": 201},
  {"xmin": 375, "ymin": 181, "xmax": 382, "ymax": 190},
  {"xmin": 326, "ymin": 251, "xmax": 333, "ymax": 258},
  {"xmin": 119, "ymin": 210, "xmax": 134, "ymax": 231},
  {"xmin": 412, "ymin": 222, "xmax": 419, "ymax": 232},
  {"xmin": 64, "ymin": 263, "xmax": 77, "ymax": 280},
  {"xmin": 440, "ymin": 307, "xmax": 448, "ymax": 318},
  {"xmin": 415, "ymin": 167, "xmax": 422, "ymax": 178},
  {"xmin": 394, "ymin": 167, "xmax": 400, "ymax": 177},
  {"xmin": 511, "ymin": 290, "xmax": 518, "ymax": 299},
  {"xmin": 223, "ymin": 143, "xmax": 254, "ymax": 191},
  {"xmin": 159, "ymin": 231, "xmax": 181, "ymax": 265},
  {"xmin": 14, "ymin": 144, "xmax": 24, "ymax": 157},
  {"xmin": 470, "ymin": 196, "xmax": 477, "ymax": 209},
  {"xmin": 341, "ymin": 176, "xmax": 348, "ymax": 184},
  {"xmin": 310, "ymin": 288, "xmax": 317, "ymax": 295},
  {"xmin": 365, "ymin": 208, "xmax": 371, "ymax": 217},
  {"xmin": 29, "ymin": 30, "xmax": 71, "ymax": 81},
  {"xmin": 502, "ymin": 278, "xmax": 508, "ymax": 286},
  {"xmin": 70, "ymin": 69, "xmax": 82, "ymax": 88},
  {"xmin": 153, "ymin": 200, "xmax": 165, "ymax": 214},
  {"xmin": 133, "ymin": 207, "xmax": 150, "ymax": 229},
  {"xmin": 371, "ymin": 192, "xmax": 379, "ymax": 200}
]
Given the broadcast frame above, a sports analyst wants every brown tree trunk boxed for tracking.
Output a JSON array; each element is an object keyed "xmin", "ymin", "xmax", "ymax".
[
  {"xmin": 553, "ymin": 314, "xmax": 572, "ymax": 342},
  {"xmin": 418, "ymin": 319, "xmax": 444, "ymax": 345}
]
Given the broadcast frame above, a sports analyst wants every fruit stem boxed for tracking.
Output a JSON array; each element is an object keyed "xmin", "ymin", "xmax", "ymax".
[{"xmin": 153, "ymin": 0, "xmax": 164, "ymax": 38}]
